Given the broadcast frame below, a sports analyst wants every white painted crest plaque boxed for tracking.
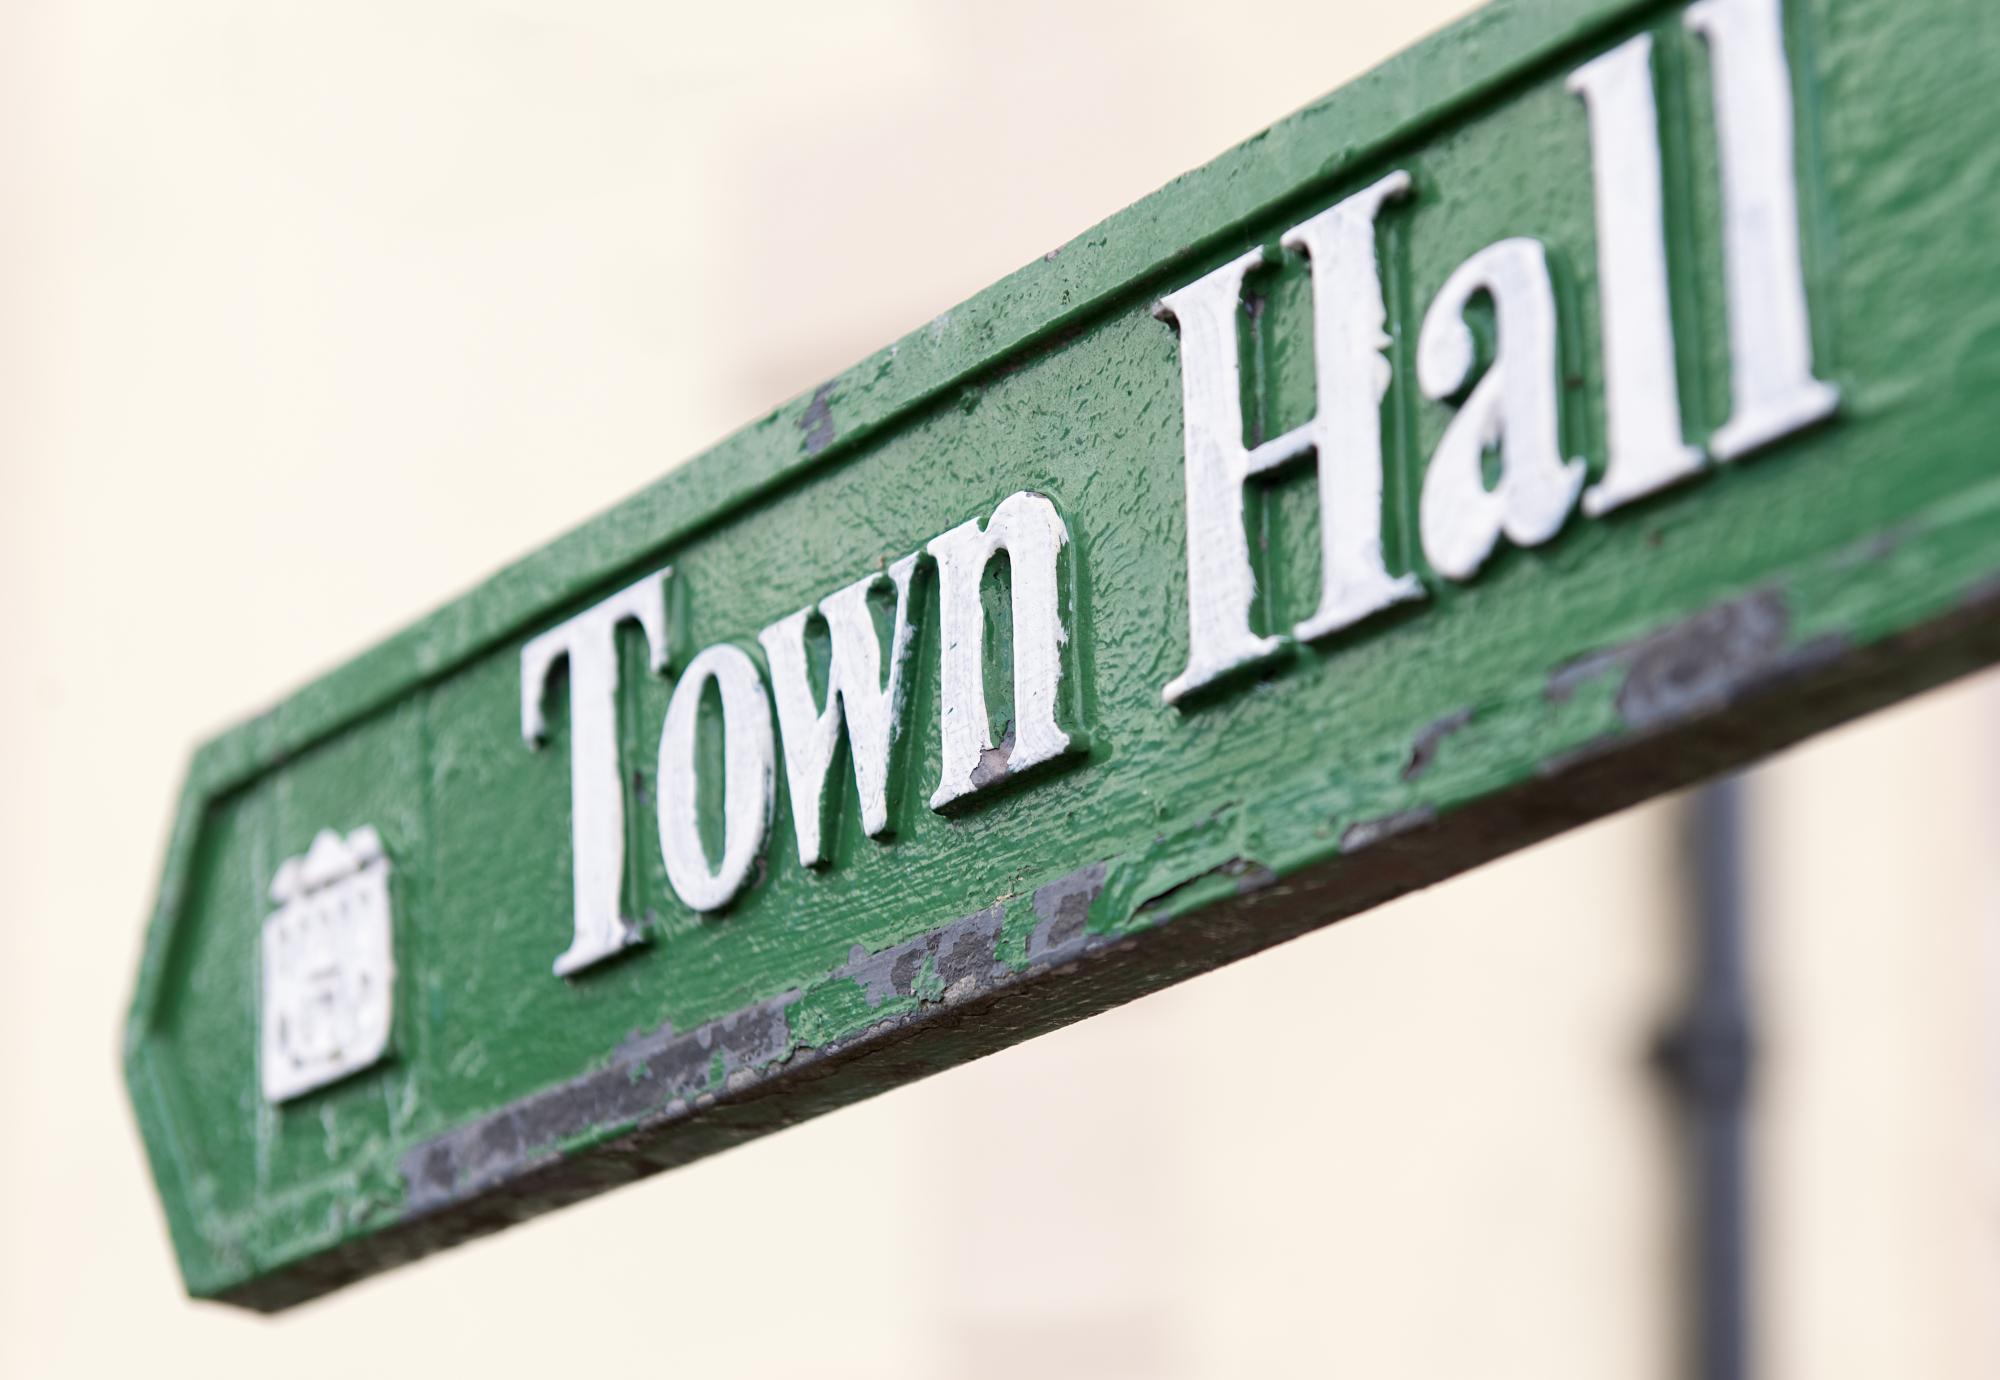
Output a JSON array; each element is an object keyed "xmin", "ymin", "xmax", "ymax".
[{"xmin": 260, "ymin": 826, "xmax": 395, "ymax": 1103}]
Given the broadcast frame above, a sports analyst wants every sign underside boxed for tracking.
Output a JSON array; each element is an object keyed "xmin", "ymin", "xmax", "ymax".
[{"xmin": 126, "ymin": 0, "xmax": 2000, "ymax": 1311}]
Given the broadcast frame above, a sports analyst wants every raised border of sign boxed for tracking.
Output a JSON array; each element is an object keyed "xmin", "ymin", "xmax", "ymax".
[{"xmin": 125, "ymin": 0, "xmax": 2000, "ymax": 1311}]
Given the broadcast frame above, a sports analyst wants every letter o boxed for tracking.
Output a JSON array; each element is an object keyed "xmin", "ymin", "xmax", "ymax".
[{"xmin": 657, "ymin": 644, "xmax": 775, "ymax": 912}]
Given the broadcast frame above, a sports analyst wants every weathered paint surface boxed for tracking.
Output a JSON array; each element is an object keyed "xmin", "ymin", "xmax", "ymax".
[{"xmin": 126, "ymin": 0, "xmax": 2000, "ymax": 1310}]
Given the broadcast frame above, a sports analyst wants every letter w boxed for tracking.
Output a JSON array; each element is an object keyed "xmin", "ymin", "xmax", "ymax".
[{"xmin": 758, "ymin": 554, "xmax": 922, "ymax": 867}]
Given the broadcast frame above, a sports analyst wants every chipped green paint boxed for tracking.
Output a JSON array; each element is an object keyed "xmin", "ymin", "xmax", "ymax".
[{"xmin": 127, "ymin": 0, "xmax": 2000, "ymax": 1311}]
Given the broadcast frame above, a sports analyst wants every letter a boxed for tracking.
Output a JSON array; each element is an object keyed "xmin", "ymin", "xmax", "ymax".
[{"xmin": 1418, "ymin": 239, "xmax": 1586, "ymax": 582}]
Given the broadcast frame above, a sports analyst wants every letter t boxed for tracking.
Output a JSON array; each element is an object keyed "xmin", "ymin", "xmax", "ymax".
[{"xmin": 520, "ymin": 570, "xmax": 672, "ymax": 977}]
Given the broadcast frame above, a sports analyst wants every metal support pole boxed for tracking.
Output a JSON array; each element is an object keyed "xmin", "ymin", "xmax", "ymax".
[{"xmin": 1657, "ymin": 778, "xmax": 1756, "ymax": 1380}]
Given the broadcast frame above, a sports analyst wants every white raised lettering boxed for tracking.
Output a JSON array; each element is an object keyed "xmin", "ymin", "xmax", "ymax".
[
  {"xmin": 657, "ymin": 644, "xmax": 776, "ymax": 913},
  {"xmin": 1155, "ymin": 171, "xmax": 1422, "ymax": 704},
  {"xmin": 520, "ymin": 571, "xmax": 672, "ymax": 977},
  {"xmin": 927, "ymin": 492, "xmax": 1074, "ymax": 810},
  {"xmin": 1418, "ymin": 238, "xmax": 1586, "ymax": 581},
  {"xmin": 758, "ymin": 554, "xmax": 922, "ymax": 867},
  {"xmin": 1687, "ymin": 0, "xmax": 1838, "ymax": 459},
  {"xmin": 1571, "ymin": 34, "xmax": 1704, "ymax": 515}
]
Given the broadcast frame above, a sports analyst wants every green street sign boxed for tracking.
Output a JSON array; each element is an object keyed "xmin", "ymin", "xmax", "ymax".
[{"xmin": 127, "ymin": 0, "xmax": 2000, "ymax": 1311}]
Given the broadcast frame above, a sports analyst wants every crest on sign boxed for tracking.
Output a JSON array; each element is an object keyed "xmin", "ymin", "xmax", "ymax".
[{"xmin": 259, "ymin": 825, "xmax": 395, "ymax": 1103}]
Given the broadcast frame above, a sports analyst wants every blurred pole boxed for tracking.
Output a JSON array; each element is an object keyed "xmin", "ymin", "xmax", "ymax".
[{"xmin": 1657, "ymin": 778, "xmax": 1755, "ymax": 1380}]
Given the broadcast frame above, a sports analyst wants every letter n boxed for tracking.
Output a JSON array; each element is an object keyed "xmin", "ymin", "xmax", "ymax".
[{"xmin": 926, "ymin": 492, "xmax": 1077, "ymax": 810}]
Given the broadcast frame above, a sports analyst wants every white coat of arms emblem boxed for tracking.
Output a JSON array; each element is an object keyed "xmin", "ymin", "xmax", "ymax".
[{"xmin": 260, "ymin": 825, "xmax": 395, "ymax": 1102}]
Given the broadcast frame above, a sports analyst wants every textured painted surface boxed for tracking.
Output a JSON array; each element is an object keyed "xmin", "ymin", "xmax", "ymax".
[{"xmin": 125, "ymin": 0, "xmax": 2000, "ymax": 1310}]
